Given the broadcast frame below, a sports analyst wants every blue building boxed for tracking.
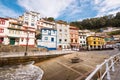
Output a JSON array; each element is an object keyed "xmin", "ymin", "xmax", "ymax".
[{"xmin": 37, "ymin": 28, "xmax": 57, "ymax": 50}]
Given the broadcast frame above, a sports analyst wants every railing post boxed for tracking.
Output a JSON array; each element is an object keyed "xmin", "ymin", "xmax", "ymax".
[
  {"xmin": 111, "ymin": 58, "xmax": 115, "ymax": 72},
  {"xmin": 96, "ymin": 65, "xmax": 101, "ymax": 80},
  {"xmin": 105, "ymin": 60, "xmax": 111, "ymax": 80}
]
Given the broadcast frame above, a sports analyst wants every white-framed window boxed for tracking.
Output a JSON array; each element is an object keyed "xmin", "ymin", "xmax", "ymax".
[{"xmin": 44, "ymin": 37, "xmax": 48, "ymax": 40}]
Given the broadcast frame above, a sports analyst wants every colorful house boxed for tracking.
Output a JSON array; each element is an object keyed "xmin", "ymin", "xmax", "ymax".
[
  {"xmin": 69, "ymin": 26, "xmax": 79, "ymax": 50},
  {"xmin": 79, "ymin": 30, "xmax": 91, "ymax": 47},
  {"xmin": 7, "ymin": 18, "xmax": 23, "ymax": 45},
  {"xmin": 37, "ymin": 28, "xmax": 57, "ymax": 50},
  {"xmin": 86, "ymin": 36, "xmax": 105, "ymax": 50}
]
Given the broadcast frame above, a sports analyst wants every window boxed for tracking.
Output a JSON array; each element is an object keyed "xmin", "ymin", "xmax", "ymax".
[
  {"xmin": 32, "ymin": 15, "xmax": 35, "ymax": 18},
  {"xmin": 43, "ymin": 30, "xmax": 47, "ymax": 33},
  {"xmin": 31, "ymin": 23, "xmax": 34, "ymax": 26},
  {"xmin": 83, "ymin": 36, "xmax": 85, "ymax": 39},
  {"xmin": 64, "ymin": 34, "xmax": 67, "ymax": 37},
  {"xmin": 65, "ymin": 29, "xmax": 67, "ymax": 32},
  {"xmin": 59, "ymin": 39, "xmax": 62, "ymax": 43},
  {"xmin": 59, "ymin": 29, "xmax": 62, "ymax": 32},
  {"xmin": 53, "ymin": 30, "xmax": 56, "ymax": 34},
  {"xmin": 0, "ymin": 38, "xmax": 3, "ymax": 43},
  {"xmin": 71, "ymin": 39, "xmax": 73, "ymax": 43},
  {"xmin": 25, "ymin": 17, "xmax": 28, "ymax": 20},
  {"xmin": 45, "ymin": 37, "xmax": 48, "ymax": 40},
  {"xmin": 24, "ymin": 21, "xmax": 28, "ymax": 25},
  {"xmin": 94, "ymin": 41, "xmax": 96, "ymax": 44},
  {"xmin": 0, "ymin": 20, "xmax": 5, "ymax": 25},
  {"xmin": 21, "ymin": 38, "xmax": 24, "ymax": 42},
  {"xmin": 0, "ymin": 29, "xmax": 4, "ymax": 33},
  {"xmin": 31, "ymin": 19, "xmax": 35, "ymax": 22},
  {"xmin": 90, "ymin": 45, "xmax": 92, "ymax": 48},
  {"xmin": 51, "ymin": 38, "xmax": 54, "ymax": 42},
  {"xmin": 71, "ymin": 35, "xmax": 73, "ymax": 37},
  {"xmin": 80, "ymin": 41, "xmax": 82, "ymax": 43},
  {"xmin": 75, "ymin": 39, "xmax": 77, "ymax": 43},
  {"xmin": 98, "ymin": 42, "xmax": 100, "ymax": 44},
  {"xmin": 41, "ymin": 23, "xmax": 43, "ymax": 25},
  {"xmin": 65, "ymin": 39, "xmax": 67, "ymax": 42},
  {"xmin": 59, "ymin": 33, "xmax": 62, "ymax": 36}
]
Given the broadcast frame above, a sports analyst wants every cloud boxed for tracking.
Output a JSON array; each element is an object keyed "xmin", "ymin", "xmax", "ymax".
[
  {"xmin": 0, "ymin": 2, "xmax": 20, "ymax": 18},
  {"xmin": 17, "ymin": 0, "xmax": 73, "ymax": 18},
  {"xmin": 56, "ymin": 0, "xmax": 94, "ymax": 21},
  {"xmin": 94, "ymin": 0, "xmax": 120, "ymax": 17}
]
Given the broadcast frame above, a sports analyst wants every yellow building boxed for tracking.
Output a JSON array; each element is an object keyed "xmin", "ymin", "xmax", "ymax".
[{"xmin": 86, "ymin": 36, "xmax": 105, "ymax": 50}]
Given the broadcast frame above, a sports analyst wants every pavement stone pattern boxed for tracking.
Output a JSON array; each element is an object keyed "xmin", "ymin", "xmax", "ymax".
[{"xmin": 35, "ymin": 50, "xmax": 120, "ymax": 80}]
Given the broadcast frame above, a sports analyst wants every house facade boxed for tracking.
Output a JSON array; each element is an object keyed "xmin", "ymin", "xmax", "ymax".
[
  {"xmin": 21, "ymin": 11, "xmax": 40, "ymax": 46},
  {"xmin": 37, "ymin": 28, "xmax": 57, "ymax": 50},
  {"xmin": 86, "ymin": 36, "xmax": 105, "ymax": 50},
  {"xmin": 78, "ymin": 30, "xmax": 95, "ymax": 49},
  {"xmin": 56, "ymin": 22, "xmax": 70, "ymax": 50},
  {"xmin": 0, "ymin": 17, "xmax": 9, "ymax": 45},
  {"xmin": 69, "ymin": 26, "xmax": 79, "ymax": 50}
]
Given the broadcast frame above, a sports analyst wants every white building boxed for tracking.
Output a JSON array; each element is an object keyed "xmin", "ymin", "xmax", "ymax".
[
  {"xmin": 21, "ymin": 11, "xmax": 41, "ymax": 46},
  {"xmin": 4, "ymin": 18, "xmax": 35, "ymax": 46},
  {"xmin": 0, "ymin": 17, "xmax": 9, "ymax": 45},
  {"xmin": 56, "ymin": 22, "xmax": 70, "ymax": 50},
  {"xmin": 37, "ymin": 19, "xmax": 56, "ymax": 30},
  {"xmin": 23, "ymin": 11, "xmax": 40, "ymax": 29},
  {"xmin": 37, "ymin": 28, "xmax": 57, "ymax": 50},
  {"xmin": 79, "ymin": 30, "xmax": 95, "ymax": 47}
]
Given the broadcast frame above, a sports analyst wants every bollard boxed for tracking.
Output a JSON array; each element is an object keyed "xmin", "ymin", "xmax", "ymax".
[{"xmin": 105, "ymin": 60, "xmax": 111, "ymax": 80}]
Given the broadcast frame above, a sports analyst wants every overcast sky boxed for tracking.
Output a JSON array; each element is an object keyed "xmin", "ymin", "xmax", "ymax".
[{"xmin": 0, "ymin": 0, "xmax": 120, "ymax": 22}]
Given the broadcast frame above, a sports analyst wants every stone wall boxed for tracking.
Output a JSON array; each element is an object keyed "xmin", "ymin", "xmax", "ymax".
[{"xmin": 0, "ymin": 54, "xmax": 65, "ymax": 67}]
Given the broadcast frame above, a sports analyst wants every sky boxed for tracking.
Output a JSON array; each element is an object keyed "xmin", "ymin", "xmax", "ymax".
[{"xmin": 0, "ymin": 0, "xmax": 120, "ymax": 22}]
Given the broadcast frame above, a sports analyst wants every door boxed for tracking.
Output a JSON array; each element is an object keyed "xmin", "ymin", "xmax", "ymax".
[{"xmin": 10, "ymin": 38, "xmax": 15, "ymax": 45}]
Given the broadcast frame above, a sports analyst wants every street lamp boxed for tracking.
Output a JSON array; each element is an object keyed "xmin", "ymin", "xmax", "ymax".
[{"xmin": 25, "ymin": 30, "xmax": 29, "ymax": 56}]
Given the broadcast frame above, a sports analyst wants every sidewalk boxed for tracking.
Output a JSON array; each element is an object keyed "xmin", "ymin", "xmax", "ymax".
[{"xmin": 0, "ymin": 50, "xmax": 75, "ymax": 57}]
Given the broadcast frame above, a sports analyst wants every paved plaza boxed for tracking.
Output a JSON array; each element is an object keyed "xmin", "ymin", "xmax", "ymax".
[{"xmin": 35, "ymin": 49, "xmax": 119, "ymax": 80}]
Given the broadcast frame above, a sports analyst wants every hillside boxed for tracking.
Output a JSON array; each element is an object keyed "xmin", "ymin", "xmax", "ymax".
[{"xmin": 70, "ymin": 12, "xmax": 120, "ymax": 30}]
